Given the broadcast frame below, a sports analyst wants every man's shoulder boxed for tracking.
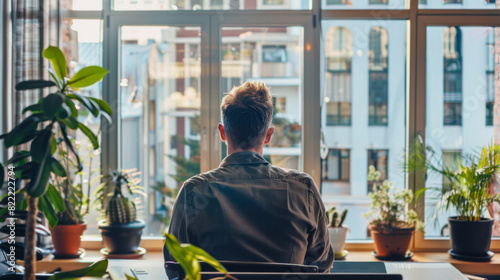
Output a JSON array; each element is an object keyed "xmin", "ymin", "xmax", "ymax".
[{"xmin": 268, "ymin": 165, "xmax": 315, "ymax": 187}]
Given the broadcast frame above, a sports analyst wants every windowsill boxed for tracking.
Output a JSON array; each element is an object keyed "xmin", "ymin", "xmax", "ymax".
[{"xmin": 27, "ymin": 250, "xmax": 500, "ymax": 276}]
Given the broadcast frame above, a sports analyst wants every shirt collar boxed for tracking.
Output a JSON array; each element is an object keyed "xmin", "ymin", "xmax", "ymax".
[{"xmin": 219, "ymin": 151, "xmax": 270, "ymax": 167}]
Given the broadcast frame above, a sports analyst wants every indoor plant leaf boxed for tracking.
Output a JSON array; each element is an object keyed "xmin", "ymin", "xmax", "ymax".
[
  {"xmin": 88, "ymin": 97, "xmax": 113, "ymax": 117},
  {"xmin": 43, "ymin": 46, "xmax": 67, "ymax": 80},
  {"xmin": 67, "ymin": 93, "xmax": 99, "ymax": 117},
  {"xmin": 26, "ymin": 155, "xmax": 51, "ymax": 197},
  {"xmin": 4, "ymin": 114, "xmax": 44, "ymax": 148},
  {"xmin": 78, "ymin": 122, "xmax": 99, "ymax": 149},
  {"xmin": 43, "ymin": 93, "xmax": 65, "ymax": 118},
  {"xmin": 47, "ymin": 259, "xmax": 108, "ymax": 280},
  {"xmin": 49, "ymin": 157, "xmax": 67, "ymax": 177},
  {"xmin": 39, "ymin": 194, "xmax": 59, "ymax": 228},
  {"xmin": 15, "ymin": 80, "xmax": 56, "ymax": 91},
  {"xmin": 67, "ymin": 66, "xmax": 109, "ymax": 88},
  {"xmin": 22, "ymin": 103, "xmax": 43, "ymax": 114},
  {"xmin": 46, "ymin": 183, "xmax": 65, "ymax": 213},
  {"xmin": 30, "ymin": 129, "xmax": 52, "ymax": 163}
]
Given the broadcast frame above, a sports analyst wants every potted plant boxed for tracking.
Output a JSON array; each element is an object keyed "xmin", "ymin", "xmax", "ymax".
[
  {"xmin": 0, "ymin": 46, "xmax": 110, "ymax": 280},
  {"xmin": 408, "ymin": 140, "xmax": 500, "ymax": 261},
  {"xmin": 325, "ymin": 207, "xmax": 348, "ymax": 259},
  {"xmin": 94, "ymin": 169, "xmax": 146, "ymax": 256},
  {"xmin": 366, "ymin": 165, "xmax": 421, "ymax": 260},
  {"xmin": 50, "ymin": 142, "xmax": 99, "ymax": 258}
]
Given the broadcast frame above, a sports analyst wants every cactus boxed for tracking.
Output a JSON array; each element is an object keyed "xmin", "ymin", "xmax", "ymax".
[
  {"xmin": 326, "ymin": 207, "xmax": 348, "ymax": 228},
  {"xmin": 95, "ymin": 169, "xmax": 142, "ymax": 225}
]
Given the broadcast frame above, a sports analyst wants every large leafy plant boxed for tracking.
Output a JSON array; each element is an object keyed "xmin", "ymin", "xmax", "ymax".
[
  {"xmin": 408, "ymin": 139, "xmax": 500, "ymax": 222},
  {"xmin": 365, "ymin": 166, "xmax": 421, "ymax": 230},
  {"xmin": 164, "ymin": 233, "xmax": 235, "ymax": 280},
  {"xmin": 0, "ymin": 46, "xmax": 110, "ymax": 280}
]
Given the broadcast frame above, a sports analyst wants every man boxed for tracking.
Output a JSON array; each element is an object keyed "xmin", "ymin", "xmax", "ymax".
[{"xmin": 165, "ymin": 81, "xmax": 334, "ymax": 272}]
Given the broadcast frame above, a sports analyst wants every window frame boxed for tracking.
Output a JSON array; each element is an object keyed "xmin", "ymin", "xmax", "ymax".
[
  {"xmin": 59, "ymin": 0, "xmax": 500, "ymax": 251},
  {"xmin": 323, "ymin": 149, "xmax": 350, "ymax": 182}
]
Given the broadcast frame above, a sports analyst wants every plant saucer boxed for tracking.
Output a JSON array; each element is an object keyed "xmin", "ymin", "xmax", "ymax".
[
  {"xmin": 100, "ymin": 247, "xmax": 146, "ymax": 259},
  {"xmin": 53, "ymin": 248, "xmax": 86, "ymax": 259},
  {"xmin": 448, "ymin": 249, "xmax": 494, "ymax": 262},
  {"xmin": 371, "ymin": 250, "xmax": 413, "ymax": 261},
  {"xmin": 335, "ymin": 250, "xmax": 348, "ymax": 260}
]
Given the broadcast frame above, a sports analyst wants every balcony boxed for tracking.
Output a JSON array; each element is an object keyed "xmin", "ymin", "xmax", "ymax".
[{"xmin": 251, "ymin": 62, "xmax": 296, "ymax": 78}]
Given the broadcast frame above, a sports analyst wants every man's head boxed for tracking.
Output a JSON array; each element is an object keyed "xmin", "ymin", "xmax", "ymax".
[{"xmin": 219, "ymin": 81, "xmax": 274, "ymax": 153}]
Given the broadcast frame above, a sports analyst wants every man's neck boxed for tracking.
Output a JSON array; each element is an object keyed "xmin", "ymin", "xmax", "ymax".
[{"xmin": 227, "ymin": 145, "xmax": 263, "ymax": 156}]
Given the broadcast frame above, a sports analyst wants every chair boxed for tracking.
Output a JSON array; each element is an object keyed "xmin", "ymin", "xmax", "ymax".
[{"xmin": 165, "ymin": 261, "xmax": 319, "ymax": 280}]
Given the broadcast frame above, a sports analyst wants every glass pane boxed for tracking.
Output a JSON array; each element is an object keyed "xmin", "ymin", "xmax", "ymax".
[
  {"xmin": 64, "ymin": 0, "xmax": 103, "ymax": 10},
  {"xmin": 419, "ymin": 0, "xmax": 497, "ymax": 9},
  {"xmin": 220, "ymin": 27, "xmax": 303, "ymax": 170},
  {"xmin": 321, "ymin": 20, "xmax": 407, "ymax": 240},
  {"xmin": 114, "ymin": 0, "xmax": 309, "ymax": 10},
  {"xmin": 61, "ymin": 19, "xmax": 104, "ymax": 235},
  {"xmin": 120, "ymin": 26, "xmax": 201, "ymax": 236},
  {"xmin": 425, "ymin": 26, "xmax": 500, "ymax": 238},
  {"xmin": 323, "ymin": 0, "xmax": 407, "ymax": 10}
]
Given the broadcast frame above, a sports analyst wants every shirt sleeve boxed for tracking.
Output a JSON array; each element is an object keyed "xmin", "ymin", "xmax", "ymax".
[{"xmin": 304, "ymin": 177, "xmax": 335, "ymax": 273}]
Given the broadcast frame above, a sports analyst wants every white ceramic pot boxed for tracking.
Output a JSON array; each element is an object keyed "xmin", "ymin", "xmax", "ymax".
[{"xmin": 328, "ymin": 226, "xmax": 349, "ymax": 253}]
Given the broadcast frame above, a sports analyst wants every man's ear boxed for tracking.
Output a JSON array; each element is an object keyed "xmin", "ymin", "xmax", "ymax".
[
  {"xmin": 218, "ymin": 123, "xmax": 227, "ymax": 142},
  {"xmin": 263, "ymin": 127, "xmax": 274, "ymax": 145}
]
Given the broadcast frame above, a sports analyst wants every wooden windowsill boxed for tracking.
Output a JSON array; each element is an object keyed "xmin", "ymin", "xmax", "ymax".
[{"xmin": 27, "ymin": 250, "xmax": 500, "ymax": 276}]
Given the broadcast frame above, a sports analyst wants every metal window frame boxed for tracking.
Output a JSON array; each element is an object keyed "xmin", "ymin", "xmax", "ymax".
[{"xmin": 62, "ymin": 0, "xmax": 500, "ymax": 251}]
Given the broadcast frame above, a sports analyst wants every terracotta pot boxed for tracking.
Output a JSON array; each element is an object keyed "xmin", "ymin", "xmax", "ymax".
[
  {"xmin": 50, "ymin": 223, "xmax": 86, "ymax": 256},
  {"xmin": 328, "ymin": 226, "xmax": 349, "ymax": 253},
  {"xmin": 368, "ymin": 224, "xmax": 414, "ymax": 257}
]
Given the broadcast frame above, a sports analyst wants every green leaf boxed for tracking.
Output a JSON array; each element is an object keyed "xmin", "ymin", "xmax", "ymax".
[
  {"xmin": 5, "ymin": 151, "xmax": 31, "ymax": 165},
  {"xmin": 65, "ymin": 98, "xmax": 78, "ymax": 118},
  {"xmin": 184, "ymin": 244, "xmax": 227, "ymax": 274},
  {"xmin": 49, "ymin": 157, "xmax": 67, "ymax": 177},
  {"xmin": 57, "ymin": 103, "xmax": 72, "ymax": 119},
  {"xmin": 67, "ymin": 93, "xmax": 99, "ymax": 117},
  {"xmin": 38, "ymin": 194, "xmax": 58, "ymax": 228},
  {"xmin": 30, "ymin": 129, "xmax": 52, "ymax": 163},
  {"xmin": 89, "ymin": 97, "xmax": 113, "ymax": 117},
  {"xmin": 46, "ymin": 183, "xmax": 65, "ymax": 212},
  {"xmin": 46, "ymin": 66, "xmax": 63, "ymax": 89},
  {"xmin": 43, "ymin": 93, "xmax": 64, "ymax": 118},
  {"xmin": 125, "ymin": 274, "xmax": 139, "ymax": 280},
  {"xmin": 60, "ymin": 125, "xmax": 83, "ymax": 172},
  {"xmin": 50, "ymin": 135, "xmax": 57, "ymax": 155},
  {"xmin": 68, "ymin": 66, "xmax": 109, "ymax": 88},
  {"xmin": 78, "ymin": 122, "xmax": 99, "ymax": 149},
  {"xmin": 14, "ymin": 162, "xmax": 37, "ymax": 180},
  {"xmin": 48, "ymin": 259, "xmax": 108, "ymax": 280},
  {"xmin": 22, "ymin": 103, "xmax": 42, "ymax": 114},
  {"xmin": 15, "ymin": 80, "xmax": 56, "ymax": 91},
  {"xmin": 26, "ymin": 156, "xmax": 51, "ymax": 197},
  {"xmin": 60, "ymin": 116, "xmax": 79, "ymax": 130},
  {"xmin": 4, "ymin": 114, "xmax": 43, "ymax": 148},
  {"xmin": 43, "ymin": 46, "xmax": 67, "ymax": 80}
]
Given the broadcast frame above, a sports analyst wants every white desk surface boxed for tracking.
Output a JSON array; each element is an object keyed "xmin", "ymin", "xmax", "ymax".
[{"xmin": 107, "ymin": 260, "xmax": 468, "ymax": 280}]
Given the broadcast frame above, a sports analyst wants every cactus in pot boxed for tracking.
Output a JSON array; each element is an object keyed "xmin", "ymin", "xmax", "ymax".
[
  {"xmin": 325, "ymin": 207, "xmax": 349, "ymax": 259},
  {"xmin": 95, "ymin": 169, "xmax": 146, "ymax": 255}
]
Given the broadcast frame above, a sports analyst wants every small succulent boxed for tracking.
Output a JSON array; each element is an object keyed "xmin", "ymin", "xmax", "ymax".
[
  {"xmin": 94, "ymin": 169, "xmax": 142, "ymax": 225},
  {"xmin": 326, "ymin": 207, "xmax": 347, "ymax": 228}
]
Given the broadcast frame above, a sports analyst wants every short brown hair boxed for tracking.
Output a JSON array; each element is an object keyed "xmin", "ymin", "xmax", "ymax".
[{"xmin": 221, "ymin": 81, "xmax": 273, "ymax": 150}]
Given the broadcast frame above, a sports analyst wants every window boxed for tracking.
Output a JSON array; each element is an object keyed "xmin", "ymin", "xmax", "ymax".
[
  {"xmin": 369, "ymin": 27, "xmax": 388, "ymax": 126},
  {"xmin": 273, "ymin": 96, "xmax": 287, "ymax": 114},
  {"xmin": 323, "ymin": 150, "xmax": 350, "ymax": 181},
  {"xmin": 326, "ymin": 27, "xmax": 352, "ymax": 126},
  {"xmin": 262, "ymin": 45, "xmax": 287, "ymax": 63},
  {"xmin": 327, "ymin": 0, "xmax": 349, "ymax": 4},
  {"xmin": 443, "ymin": 27, "xmax": 462, "ymax": 126},
  {"xmin": 321, "ymin": 20, "xmax": 406, "ymax": 241},
  {"xmin": 442, "ymin": 150, "xmax": 461, "ymax": 188},
  {"xmin": 367, "ymin": 149, "xmax": 388, "ymax": 193},
  {"xmin": 420, "ymin": 0, "xmax": 495, "ymax": 9},
  {"xmin": 114, "ymin": 0, "xmax": 307, "ymax": 10},
  {"xmin": 369, "ymin": 0, "xmax": 387, "ymax": 4}
]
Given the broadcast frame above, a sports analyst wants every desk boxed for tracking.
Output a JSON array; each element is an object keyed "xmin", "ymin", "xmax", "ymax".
[{"xmin": 107, "ymin": 260, "xmax": 468, "ymax": 280}]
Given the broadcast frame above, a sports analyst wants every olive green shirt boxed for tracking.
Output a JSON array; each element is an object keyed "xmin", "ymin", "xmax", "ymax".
[{"xmin": 165, "ymin": 151, "xmax": 334, "ymax": 272}]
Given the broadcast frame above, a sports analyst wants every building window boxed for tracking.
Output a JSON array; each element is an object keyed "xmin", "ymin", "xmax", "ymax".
[
  {"xmin": 442, "ymin": 150, "xmax": 461, "ymax": 188},
  {"xmin": 262, "ymin": 45, "xmax": 287, "ymax": 63},
  {"xmin": 326, "ymin": 27, "xmax": 352, "ymax": 126},
  {"xmin": 369, "ymin": 27, "xmax": 389, "ymax": 126},
  {"xmin": 367, "ymin": 149, "xmax": 388, "ymax": 193},
  {"xmin": 444, "ymin": 0, "xmax": 461, "ymax": 3},
  {"xmin": 369, "ymin": 0, "xmax": 388, "ymax": 4},
  {"xmin": 272, "ymin": 96, "xmax": 287, "ymax": 114},
  {"xmin": 323, "ymin": 149, "xmax": 350, "ymax": 181},
  {"xmin": 486, "ymin": 29, "xmax": 495, "ymax": 126},
  {"xmin": 443, "ymin": 26, "xmax": 462, "ymax": 126},
  {"xmin": 327, "ymin": 0, "xmax": 349, "ymax": 4},
  {"xmin": 263, "ymin": 0, "xmax": 285, "ymax": 4}
]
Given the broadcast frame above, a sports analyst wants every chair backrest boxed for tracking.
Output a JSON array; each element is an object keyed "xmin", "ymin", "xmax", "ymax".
[
  {"xmin": 165, "ymin": 261, "xmax": 319, "ymax": 280},
  {"xmin": 200, "ymin": 272, "xmax": 403, "ymax": 280}
]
